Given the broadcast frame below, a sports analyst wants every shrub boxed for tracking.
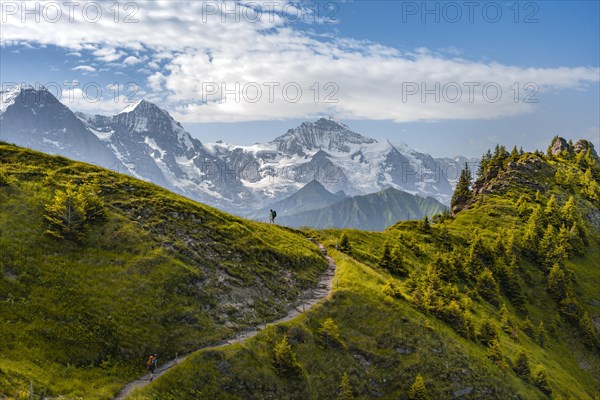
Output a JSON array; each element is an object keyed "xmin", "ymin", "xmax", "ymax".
[{"xmin": 0, "ymin": 168, "xmax": 13, "ymax": 186}]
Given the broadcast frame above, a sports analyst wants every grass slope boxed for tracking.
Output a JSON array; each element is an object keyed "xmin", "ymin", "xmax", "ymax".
[
  {"xmin": 0, "ymin": 142, "xmax": 328, "ymax": 399},
  {"xmin": 133, "ymin": 145, "xmax": 600, "ymax": 399}
]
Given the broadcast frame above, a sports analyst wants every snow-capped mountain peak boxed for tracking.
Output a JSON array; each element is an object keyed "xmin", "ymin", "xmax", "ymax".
[
  {"xmin": 1, "ymin": 84, "xmax": 56, "ymax": 113},
  {"xmin": 271, "ymin": 117, "xmax": 377, "ymax": 155}
]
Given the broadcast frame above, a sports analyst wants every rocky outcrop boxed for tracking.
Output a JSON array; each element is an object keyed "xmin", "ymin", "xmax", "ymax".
[
  {"xmin": 548, "ymin": 137, "xmax": 572, "ymax": 156},
  {"xmin": 549, "ymin": 137, "xmax": 571, "ymax": 156},
  {"xmin": 573, "ymin": 139, "xmax": 599, "ymax": 160}
]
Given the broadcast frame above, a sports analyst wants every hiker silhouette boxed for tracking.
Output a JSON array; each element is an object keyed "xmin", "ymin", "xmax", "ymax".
[{"xmin": 269, "ymin": 209, "xmax": 277, "ymax": 224}]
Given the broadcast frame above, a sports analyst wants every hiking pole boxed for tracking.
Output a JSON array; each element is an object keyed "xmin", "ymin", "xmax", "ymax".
[{"xmin": 30, "ymin": 381, "xmax": 33, "ymax": 400}]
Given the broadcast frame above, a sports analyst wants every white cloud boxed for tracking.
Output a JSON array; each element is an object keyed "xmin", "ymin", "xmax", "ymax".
[
  {"xmin": 72, "ymin": 65, "xmax": 96, "ymax": 72},
  {"xmin": 1, "ymin": 1, "xmax": 598, "ymax": 123},
  {"xmin": 123, "ymin": 55, "xmax": 141, "ymax": 65},
  {"xmin": 92, "ymin": 47, "xmax": 126, "ymax": 62},
  {"xmin": 60, "ymin": 87, "xmax": 134, "ymax": 115}
]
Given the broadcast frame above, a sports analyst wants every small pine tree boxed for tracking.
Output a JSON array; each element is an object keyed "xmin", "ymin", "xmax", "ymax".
[
  {"xmin": 451, "ymin": 163, "xmax": 473, "ymax": 211},
  {"xmin": 514, "ymin": 350, "xmax": 531, "ymax": 380},
  {"xmin": 536, "ymin": 321, "xmax": 547, "ymax": 347},
  {"xmin": 547, "ymin": 264, "xmax": 569, "ymax": 301},
  {"xmin": 382, "ymin": 278, "xmax": 402, "ymax": 298},
  {"xmin": 532, "ymin": 364, "xmax": 552, "ymax": 394},
  {"xmin": 421, "ymin": 215, "xmax": 431, "ymax": 231},
  {"xmin": 499, "ymin": 303, "xmax": 515, "ymax": 334},
  {"xmin": 273, "ymin": 334, "xmax": 301, "ymax": 375},
  {"xmin": 478, "ymin": 318, "xmax": 498, "ymax": 346},
  {"xmin": 510, "ymin": 145, "xmax": 519, "ymax": 160},
  {"xmin": 44, "ymin": 182, "xmax": 88, "ymax": 242},
  {"xmin": 560, "ymin": 196, "xmax": 576, "ymax": 226},
  {"xmin": 338, "ymin": 232, "xmax": 350, "ymax": 252},
  {"xmin": 476, "ymin": 268, "xmax": 500, "ymax": 306},
  {"xmin": 408, "ymin": 374, "xmax": 430, "ymax": 400},
  {"xmin": 379, "ymin": 242, "xmax": 392, "ymax": 269},
  {"xmin": 79, "ymin": 179, "xmax": 106, "ymax": 221},
  {"xmin": 390, "ymin": 244, "xmax": 408, "ymax": 276},
  {"xmin": 486, "ymin": 339, "xmax": 507, "ymax": 369},
  {"xmin": 579, "ymin": 312, "xmax": 598, "ymax": 348},
  {"xmin": 544, "ymin": 194, "xmax": 560, "ymax": 226},
  {"xmin": 319, "ymin": 318, "xmax": 344, "ymax": 348},
  {"xmin": 337, "ymin": 372, "xmax": 353, "ymax": 400},
  {"xmin": 522, "ymin": 318, "xmax": 536, "ymax": 339},
  {"xmin": 523, "ymin": 205, "xmax": 545, "ymax": 255}
]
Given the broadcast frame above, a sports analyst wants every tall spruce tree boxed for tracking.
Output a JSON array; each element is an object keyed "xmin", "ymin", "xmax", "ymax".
[{"xmin": 451, "ymin": 163, "xmax": 473, "ymax": 211}]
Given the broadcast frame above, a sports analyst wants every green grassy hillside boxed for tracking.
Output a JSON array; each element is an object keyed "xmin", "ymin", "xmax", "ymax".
[
  {"xmin": 132, "ymin": 139, "xmax": 600, "ymax": 399},
  {"xmin": 0, "ymin": 142, "xmax": 328, "ymax": 399}
]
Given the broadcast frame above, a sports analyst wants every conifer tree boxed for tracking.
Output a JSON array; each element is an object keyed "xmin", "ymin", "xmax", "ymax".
[
  {"xmin": 339, "ymin": 232, "xmax": 351, "ymax": 252},
  {"xmin": 391, "ymin": 244, "xmax": 408, "ymax": 276},
  {"xmin": 523, "ymin": 205, "xmax": 545, "ymax": 254},
  {"xmin": 319, "ymin": 318, "xmax": 344, "ymax": 348},
  {"xmin": 476, "ymin": 268, "xmax": 500, "ymax": 306},
  {"xmin": 486, "ymin": 339, "xmax": 506, "ymax": 369},
  {"xmin": 273, "ymin": 334, "xmax": 301, "ymax": 375},
  {"xmin": 547, "ymin": 264, "xmax": 569, "ymax": 301},
  {"xmin": 514, "ymin": 350, "xmax": 531, "ymax": 379},
  {"xmin": 532, "ymin": 364, "xmax": 552, "ymax": 394},
  {"xmin": 44, "ymin": 182, "xmax": 88, "ymax": 241},
  {"xmin": 451, "ymin": 163, "xmax": 473, "ymax": 211},
  {"xmin": 408, "ymin": 374, "xmax": 430, "ymax": 400},
  {"xmin": 478, "ymin": 317, "xmax": 498, "ymax": 346},
  {"xmin": 560, "ymin": 196, "xmax": 576, "ymax": 226},
  {"xmin": 499, "ymin": 303, "xmax": 515, "ymax": 334},
  {"xmin": 421, "ymin": 215, "xmax": 431, "ymax": 231},
  {"xmin": 379, "ymin": 242, "xmax": 392, "ymax": 269},
  {"xmin": 536, "ymin": 321, "xmax": 547, "ymax": 347},
  {"xmin": 337, "ymin": 372, "xmax": 353, "ymax": 400},
  {"xmin": 544, "ymin": 194, "xmax": 560, "ymax": 226},
  {"xmin": 522, "ymin": 317, "xmax": 536, "ymax": 339}
]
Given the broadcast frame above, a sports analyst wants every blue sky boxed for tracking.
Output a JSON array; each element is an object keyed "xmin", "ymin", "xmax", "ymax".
[{"xmin": 1, "ymin": 1, "xmax": 598, "ymax": 157}]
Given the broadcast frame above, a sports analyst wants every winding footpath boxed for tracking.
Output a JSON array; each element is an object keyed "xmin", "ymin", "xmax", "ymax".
[{"xmin": 114, "ymin": 243, "xmax": 336, "ymax": 399}]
